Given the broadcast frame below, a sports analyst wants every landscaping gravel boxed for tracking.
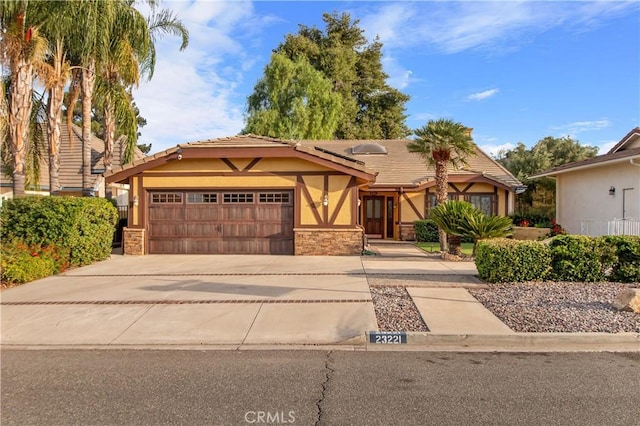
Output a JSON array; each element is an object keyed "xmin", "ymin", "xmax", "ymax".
[
  {"xmin": 469, "ymin": 282, "xmax": 640, "ymax": 333},
  {"xmin": 370, "ymin": 286, "xmax": 429, "ymax": 332}
]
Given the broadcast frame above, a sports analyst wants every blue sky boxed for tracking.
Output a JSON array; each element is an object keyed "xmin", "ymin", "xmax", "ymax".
[{"xmin": 134, "ymin": 1, "xmax": 640, "ymax": 156}]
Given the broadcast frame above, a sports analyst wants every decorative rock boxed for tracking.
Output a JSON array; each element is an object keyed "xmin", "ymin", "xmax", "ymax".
[{"xmin": 612, "ymin": 289, "xmax": 640, "ymax": 313}]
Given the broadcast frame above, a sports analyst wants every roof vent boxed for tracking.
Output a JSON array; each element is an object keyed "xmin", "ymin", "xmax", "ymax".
[{"xmin": 351, "ymin": 143, "xmax": 387, "ymax": 155}]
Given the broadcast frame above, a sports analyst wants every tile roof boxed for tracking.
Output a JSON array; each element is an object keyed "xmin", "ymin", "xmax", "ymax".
[
  {"xmin": 1, "ymin": 123, "xmax": 145, "ymax": 191},
  {"xmin": 296, "ymin": 139, "xmax": 522, "ymax": 188},
  {"xmin": 107, "ymin": 134, "xmax": 377, "ymax": 178}
]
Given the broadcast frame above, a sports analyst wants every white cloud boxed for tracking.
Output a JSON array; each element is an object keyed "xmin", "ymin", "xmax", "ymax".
[
  {"xmin": 382, "ymin": 56, "xmax": 413, "ymax": 90},
  {"xmin": 467, "ymin": 88, "xmax": 499, "ymax": 101},
  {"xmin": 478, "ymin": 142, "xmax": 516, "ymax": 159},
  {"xmin": 551, "ymin": 119, "xmax": 612, "ymax": 137},
  {"xmin": 132, "ymin": 1, "xmax": 274, "ymax": 153},
  {"xmin": 359, "ymin": 1, "xmax": 638, "ymax": 54},
  {"xmin": 597, "ymin": 140, "xmax": 617, "ymax": 154}
]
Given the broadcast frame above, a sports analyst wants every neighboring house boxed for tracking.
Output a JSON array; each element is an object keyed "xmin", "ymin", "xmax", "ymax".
[
  {"xmin": 532, "ymin": 127, "xmax": 640, "ymax": 235},
  {"xmin": 106, "ymin": 134, "xmax": 522, "ymax": 256},
  {"xmin": 0, "ymin": 123, "xmax": 145, "ymax": 204}
]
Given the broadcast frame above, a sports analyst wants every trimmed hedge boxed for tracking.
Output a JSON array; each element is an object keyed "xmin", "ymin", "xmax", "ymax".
[
  {"xmin": 475, "ymin": 238, "xmax": 551, "ymax": 283},
  {"xmin": 414, "ymin": 219, "xmax": 439, "ymax": 242},
  {"xmin": 602, "ymin": 235, "xmax": 640, "ymax": 283},
  {"xmin": 549, "ymin": 235, "xmax": 615, "ymax": 282},
  {"xmin": 475, "ymin": 235, "xmax": 640, "ymax": 283},
  {"xmin": 1, "ymin": 196, "xmax": 118, "ymax": 268}
]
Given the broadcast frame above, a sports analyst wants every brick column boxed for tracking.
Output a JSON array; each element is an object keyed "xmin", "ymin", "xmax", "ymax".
[{"xmin": 123, "ymin": 228, "xmax": 145, "ymax": 255}]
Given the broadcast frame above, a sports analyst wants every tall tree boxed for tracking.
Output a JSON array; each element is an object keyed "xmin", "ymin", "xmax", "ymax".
[
  {"xmin": 244, "ymin": 52, "xmax": 342, "ymax": 139},
  {"xmin": 498, "ymin": 136, "xmax": 598, "ymax": 213},
  {"xmin": 407, "ymin": 119, "xmax": 476, "ymax": 252},
  {"xmin": 0, "ymin": 0, "xmax": 48, "ymax": 196},
  {"xmin": 249, "ymin": 11, "xmax": 410, "ymax": 140},
  {"xmin": 96, "ymin": 4, "xmax": 188, "ymax": 169},
  {"xmin": 37, "ymin": 1, "xmax": 76, "ymax": 194}
]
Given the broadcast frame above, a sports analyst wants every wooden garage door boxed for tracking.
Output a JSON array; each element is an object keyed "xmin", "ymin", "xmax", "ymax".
[{"xmin": 148, "ymin": 191, "xmax": 294, "ymax": 254}]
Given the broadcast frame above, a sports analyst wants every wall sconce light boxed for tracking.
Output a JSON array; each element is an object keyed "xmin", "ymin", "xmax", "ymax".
[
  {"xmin": 176, "ymin": 148, "xmax": 183, "ymax": 161},
  {"xmin": 322, "ymin": 193, "xmax": 329, "ymax": 207},
  {"xmin": 132, "ymin": 195, "xmax": 139, "ymax": 207},
  {"xmin": 609, "ymin": 186, "xmax": 615, "ymax": 196}
]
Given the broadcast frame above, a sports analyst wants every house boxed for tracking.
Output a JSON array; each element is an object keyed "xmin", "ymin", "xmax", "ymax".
[
  {"xmin": 106, "ymin": 134, "xmax": 522, "ymax": 256},
  {"xmin": 0, "ymin": 123, "xmax": 145, "ymax": 204},
  {"xmin": 531, "ymin": 127, "xmax": 640, "ymax": 235}
]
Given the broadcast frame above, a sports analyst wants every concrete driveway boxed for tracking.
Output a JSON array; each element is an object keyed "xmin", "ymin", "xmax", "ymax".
[
  {"xmin": 1, "ymin": 246, "xmax": 480, "ymax": 347},
  {"xmin": 1, "ymin": 255, "xmax": 379, "ymax": 346}
]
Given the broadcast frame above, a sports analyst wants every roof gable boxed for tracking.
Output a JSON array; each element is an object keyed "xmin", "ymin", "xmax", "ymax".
[
  {"xmin": 607, "ymin": 127, "xmax": 640, "ymax": 154},
  {"xmin": 106, "ymin": 134, "xmax": 377, "ymax": 183}
]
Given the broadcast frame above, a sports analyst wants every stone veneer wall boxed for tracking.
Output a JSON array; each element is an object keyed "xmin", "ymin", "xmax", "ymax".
[
  {"xmin": 123, "ymin": 227, "xmax": 145, "ymax": 255},
  {"xmin": 294, "ymin": 228, "xmax": 364, "ymax": 255},
  {"xmin": 400, "ymin": 223, "xmax": 416, "ymax": 241}
]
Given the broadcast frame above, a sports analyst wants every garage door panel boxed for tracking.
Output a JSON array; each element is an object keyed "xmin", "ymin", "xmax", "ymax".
[
  {"xmin": 185, "ymin": 206, "xmax": 220, "ymax": 221},
  {"xmin": 149, "ymin": 223, "xmax": 184, "ymax": 237},
  {"xmin": 256, "ymin": 223, "xmax": 294, "ymax": 238},
  {"xmin": 184, "ymin": 223, "xmax": 222, "ymax": 237},
  {"xmin": 223, "ymin": 223, "xmax": 257, "ymax": 238},
  {"xmin": 149, "ymin": 206, "xmax": 184, "ymax": 221},
  {"xmin": 222, "ymin": 206, "xmax": 256, "ymax": 221},
  {"xmin": 184, "ymin": 239, "xmax": 222, "ymax": 254},
  {"xmin": 149, "ymin": 239, "xmax": 184, "ymax": 254},
  {"xmin": 148, "ymin": 190, "xmax": 293, "ymax": 255}
]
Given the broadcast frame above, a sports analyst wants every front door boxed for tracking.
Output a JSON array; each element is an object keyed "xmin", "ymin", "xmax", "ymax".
[{"xmin": 364, "ymin": 196, "xmax": 384, "ymax": 237}]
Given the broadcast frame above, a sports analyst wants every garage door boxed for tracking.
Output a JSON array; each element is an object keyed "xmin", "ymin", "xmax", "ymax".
[{"xmin": 148, "ymin": 191, "xmax": 294, "ymax": 254}]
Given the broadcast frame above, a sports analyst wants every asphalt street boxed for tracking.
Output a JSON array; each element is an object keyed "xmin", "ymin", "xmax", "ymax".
[{"xmin": 2, "ymin": 350, "xmax": 639, "ymax": 425}]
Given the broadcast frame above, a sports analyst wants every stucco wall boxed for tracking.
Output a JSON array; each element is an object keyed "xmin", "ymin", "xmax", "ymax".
[{"xmin": 557, "ymin": 162, "xmax": 640, "ymax": 234}]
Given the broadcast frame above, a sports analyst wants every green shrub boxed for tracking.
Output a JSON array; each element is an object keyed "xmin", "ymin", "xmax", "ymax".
[
  {"xmin": 602, "ymin": 236, "xmax": 640, "ymax": 283},
  {"xmin": 549, "ymin": 235, "xmax": 615, "ymax": 282},
  {"xmin": 0, "ymin": 240, "xmax": 57, "ymax": 284},
  {"xmin": 475, "ymin": 238, "xmax": 551, "ymax": 283},
  {"xmin": 414, "ymin": 219, "xmax": 439, "ymax": 242},
  {"xmin": 1, "ymin": 196, "xmax": 118, "ymax": 267}
]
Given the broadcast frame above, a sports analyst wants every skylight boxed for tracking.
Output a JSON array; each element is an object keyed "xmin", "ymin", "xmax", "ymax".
[{"xmin": 351, "ymin": 143, "xmax": 387, "ymax": 155}]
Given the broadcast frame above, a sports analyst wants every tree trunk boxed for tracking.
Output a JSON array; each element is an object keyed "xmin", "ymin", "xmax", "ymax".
[
  {"xmin": 434, "ymin": 159, "xmax": 449, "ymax": 252},
  {"xmin": 448, "ymin": 235, "xmax": 462, "ymax": 256},
  {"xmin": 8, "ymin": 56, "xmax": 34, "ymax": 197},
  {"xmin": 81, "ymin": 59, "xmax": 96, "ymax": 196},
  {"xmin": 47, "ymin": 82, "xmax": 64, "ymax": 195},
  {"xmin": 103, "ymin": 94, "xmax": 115, "ymax": 199}
]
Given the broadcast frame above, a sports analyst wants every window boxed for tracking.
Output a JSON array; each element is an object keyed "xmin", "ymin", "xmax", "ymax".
[
  {"xmin": 259, "ymin": 192, "xmax": 290, "ymax": 204},
  {"xmin": 151, "ymin": 193, "xmax": 182, "ymax": 203},
  {"xmin": 468, "ymin": 194, "xmax": 496, "ymax": 215},
  {"xmin": 428, "ymin": 193, "xmax": 457, "ymax": 208},
  {"xmin": 187, "ymin": 193, "xmax": 217, "ymax": 204},
  {"xmin": 223, "ymin": 193, "xmax": 254, "ymax": 203}
]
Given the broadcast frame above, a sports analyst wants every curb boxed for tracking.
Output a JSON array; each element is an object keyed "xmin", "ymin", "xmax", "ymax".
[
  {"xmin": 2, "ymin": 333, "xmax": 638, "ymax": 353},
  {"xmin": 365, "ymin": 331, "xmax": 640, "ymax": 352}
]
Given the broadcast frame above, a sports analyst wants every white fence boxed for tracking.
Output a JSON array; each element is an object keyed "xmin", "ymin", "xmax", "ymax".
[{"xmin": 580, "ymin": 218, "xmax": 640, "ymax": 237}]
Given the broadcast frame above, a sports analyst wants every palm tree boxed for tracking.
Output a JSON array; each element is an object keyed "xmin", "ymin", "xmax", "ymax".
[
  {"xmin": 37, "ymin": 0, "xmax": 76, "ymax": 194},
  {"xmin": 407, "ymin": 118, "xmax": 475, "ymax": 252},
  {"xmin": 97, "ymin": 5, "xmax": 188, "ymax": 171},
  {"xmin": 459, "ymin": 213, "xmax": 513, "ymax": 256},
  {"xmin": 0, "ymin": 1, "xmax": 48, "ymax": 196},
  {"xmin": 430, "ymin": 200, "xmax": 478, "ymax": 256}
]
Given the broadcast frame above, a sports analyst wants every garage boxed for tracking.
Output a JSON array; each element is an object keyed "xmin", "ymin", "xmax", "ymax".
[{"xmin": 148, "ymin": 190, "xmax": 294, "ymax": 254}]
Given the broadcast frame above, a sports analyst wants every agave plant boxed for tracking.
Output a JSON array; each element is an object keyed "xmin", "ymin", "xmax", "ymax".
[
  {"xmin": 459, "ymin": 213, "xmax": 513, "ymax": 256},
  {"xmin": 430, "ymin": 200, "xmax": 480, "ymax": 255}
]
